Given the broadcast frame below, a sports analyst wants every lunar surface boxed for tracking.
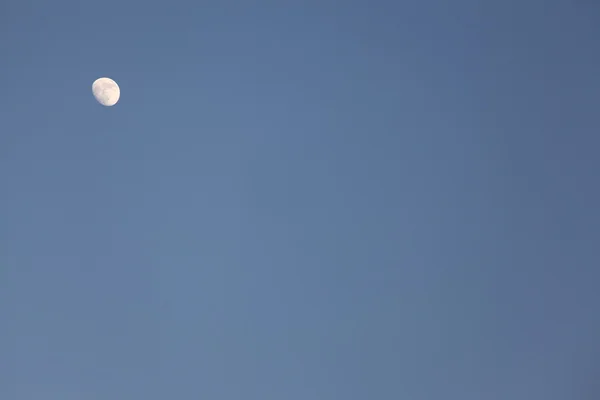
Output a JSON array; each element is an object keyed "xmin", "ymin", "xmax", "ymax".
[{"xmin": 92, "ymin": 77, "xmax": 120, "ymax": 106}]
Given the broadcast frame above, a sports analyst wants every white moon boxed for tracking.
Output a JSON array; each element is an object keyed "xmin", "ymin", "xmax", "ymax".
[{"xmin": 92, "ymin": 77, "xmax": 120, "ymax": 106}]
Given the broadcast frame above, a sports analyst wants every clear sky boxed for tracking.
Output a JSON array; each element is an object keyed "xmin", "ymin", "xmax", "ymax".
[{"xmin": 1, "ymin": 1, "xmax": 599, "ymax": 399}]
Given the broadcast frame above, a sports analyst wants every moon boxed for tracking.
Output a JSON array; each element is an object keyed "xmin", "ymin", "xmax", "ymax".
[{"xmin": 92, "ymin": 77, "xmax": 120, "ymax": 106}]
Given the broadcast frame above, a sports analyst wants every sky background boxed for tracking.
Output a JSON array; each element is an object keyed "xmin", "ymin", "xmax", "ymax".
[{"xmin": 1, "ymin": 0, "xmax": 599, "ymax": 399}]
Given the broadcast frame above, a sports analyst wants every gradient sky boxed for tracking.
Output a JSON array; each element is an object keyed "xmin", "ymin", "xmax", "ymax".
[{"xmin": 1, "ymin": 1, "xmax": 599, "ymax": 399}]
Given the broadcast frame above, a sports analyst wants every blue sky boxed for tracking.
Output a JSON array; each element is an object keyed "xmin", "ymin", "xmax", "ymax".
[{"xmin": 1, "ymin": 1, "xmax": 599, "ymax": 399}]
